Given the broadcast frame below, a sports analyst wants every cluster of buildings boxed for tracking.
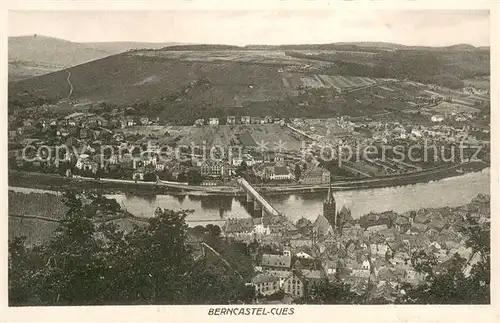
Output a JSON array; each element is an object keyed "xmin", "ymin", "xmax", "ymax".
[
  {"xmin": 194, "ymin": 116, "xmax": 287, "ymax": 127},
  {"xmin": 221, "ymin": 178, "xmax": 490, "ymax": 302}
]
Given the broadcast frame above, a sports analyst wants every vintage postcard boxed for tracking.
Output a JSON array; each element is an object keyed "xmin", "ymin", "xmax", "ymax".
[{"xmin": 1, "ymin": 0, "xmax": 498, "ymax": 322}]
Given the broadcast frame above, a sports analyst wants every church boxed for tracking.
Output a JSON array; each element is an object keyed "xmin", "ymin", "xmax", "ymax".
[{"xmin": 314, "ymin": 179, "xmax": 354, "ymax": 236}]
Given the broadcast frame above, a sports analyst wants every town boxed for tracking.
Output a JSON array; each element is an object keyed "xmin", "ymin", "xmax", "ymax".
[
  {"xmin": 8, "ymin": 78, "xmax": 490, "ymax": 191},
  {"xmin": 216, "ymin": 191, "xmax": 490, "ymax": 303},
  {"xmin": 7, "ymin": 10, "xmax": 492, "ymax": 308}
]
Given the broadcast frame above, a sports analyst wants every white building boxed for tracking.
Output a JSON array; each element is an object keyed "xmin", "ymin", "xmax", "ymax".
[
  {"xmin": 209, "ymin": 118, "xmax": 219, "ymax": 126},
  {"xmin": 431, "ymin": 115, "xmax": 444, "ymax": 123},
  {"xmin": 296, "ymin": 251, "xmax": 313, "ymax": 259},
  {"xmin": 232, "ymin": 153, "xmax": 256, "ymax": 167},
  {"xmin": 266, "ymin": 166, "xmax": 293, "ymax": 181}
]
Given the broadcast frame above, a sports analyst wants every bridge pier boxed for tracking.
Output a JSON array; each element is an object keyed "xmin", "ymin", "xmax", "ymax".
[
  {"xmin": 253, "ymin": 200, "xmax": 262, "ymax": 217},
  {"xmin": 253, "ymin": 199, "xmax": 262, "ymax": 211},
  {"xmin": 238, "ymin": 178, "xmax": 280, "ymax": 219}
]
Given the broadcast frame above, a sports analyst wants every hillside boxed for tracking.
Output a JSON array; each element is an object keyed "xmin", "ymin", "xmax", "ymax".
[
  {"xmin": 8, "ymin": 51, "xmax": 293, "ymax": 107},
  {"xmin": 9, "ymin": 35, "xmax": 112, "ymax": 80},
  {"xmin": 8, "ymin": 35, "xmax": 181, "ymax": 80},
  {"xmin": 8, "ymin": 44, "xmax": 490, "ymax": 124},
  {"xmin": 288, "ymin": 48, "xmax": 490, "ymax": 89}
]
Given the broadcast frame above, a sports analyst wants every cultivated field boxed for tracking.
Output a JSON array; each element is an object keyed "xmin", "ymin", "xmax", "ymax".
[
  {"xmin": 282, "ymin": 74, "xmax": 378, "ymax": 90},
  {"xmin": 292, "ymin": 118, "xmax": 352, "ymax": 138},
  {"xmin": 429, "ymin": 102, "xmax": 481, "ymax": 115},
  {"xmin": 9, "ymin": 217, "xmax": 59, "ymax": 246},
  {"xmin": 136, "ymin": 50, "xmax": 316, "ymax": 66},
  {"xmin": 120, "ymin": 125, "xmax": 304, "ymax": 151},
  {"xmin": 9, "ymin": 191, "xmax": 68, "ymax": 219},
  {"xmin": 463, "ymin": 77, "xmax": 489, "ymax": 90}
]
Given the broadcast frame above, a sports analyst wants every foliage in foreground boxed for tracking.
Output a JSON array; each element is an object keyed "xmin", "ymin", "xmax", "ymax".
[
  {"xmin": 8, "ymin": 191, "xmax": 252, "ymax": 305},
  {"xmin": 9, "ymin": 191, "xmax": 490, "ymax": 305}
]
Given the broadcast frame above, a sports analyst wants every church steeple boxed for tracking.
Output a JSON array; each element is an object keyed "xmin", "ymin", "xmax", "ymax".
[
  {"xmin": 325, "ymin": 176, "xmax": 335, "ymax": 204},
  {"xmin": 323, "ymin": 176, "xmax": 337, "ymax": 231}
]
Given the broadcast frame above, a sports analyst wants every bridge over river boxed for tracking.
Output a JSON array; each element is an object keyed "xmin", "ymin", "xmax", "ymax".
[{"xmin": 236, "ymin": 177, "xmax": 281, "ymax": 217}]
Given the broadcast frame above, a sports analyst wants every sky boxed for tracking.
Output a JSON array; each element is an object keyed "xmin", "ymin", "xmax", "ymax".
[{"xmin": 8, "ymin": 10, "xmax": 490, "ymax": 47}]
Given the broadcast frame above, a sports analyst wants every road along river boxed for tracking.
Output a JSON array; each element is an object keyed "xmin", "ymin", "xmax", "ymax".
[{"xmin": 9, "ymin": 168, "xmax": 489, "ymax": 226}]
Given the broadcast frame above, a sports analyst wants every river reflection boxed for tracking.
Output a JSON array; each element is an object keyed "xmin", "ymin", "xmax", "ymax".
[{"xmin": 106, "ymin": 168, "xmax": 490, "ymax": 226}]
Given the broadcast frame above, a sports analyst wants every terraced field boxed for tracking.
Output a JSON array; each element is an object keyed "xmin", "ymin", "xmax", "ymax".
[{"xmin": 298, "ymin": 74, "xmax": 378, "ymax": 90}]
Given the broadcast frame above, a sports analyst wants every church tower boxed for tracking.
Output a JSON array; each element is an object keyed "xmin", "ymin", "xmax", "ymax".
[{"xmin": 323, "ymin": 177, "xmax": 337, "ymax": 231}]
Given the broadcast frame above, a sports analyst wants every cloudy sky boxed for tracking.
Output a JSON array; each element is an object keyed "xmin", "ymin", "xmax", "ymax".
[{"xmin": 8, "ymin": 10, "xmax": 490, "ymax": 46}]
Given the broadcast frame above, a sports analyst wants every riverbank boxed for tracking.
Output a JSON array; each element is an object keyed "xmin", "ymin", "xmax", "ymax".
[
  {"xmin": 9, "ymin": 167, "xmax": 490, "ymax": 233},
  {"xmin": 8, "ymin": 161, "xmax": 488, "ymax": 196}
]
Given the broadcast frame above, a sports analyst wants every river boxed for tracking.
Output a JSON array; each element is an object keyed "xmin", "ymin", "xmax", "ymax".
[
  {"xmin": 9, "ymin": 168, "xmax": 490, "ymax": 226},
  {"xmin": 104, "ymin": 168, "xmax": 490, "ymax": 226}
]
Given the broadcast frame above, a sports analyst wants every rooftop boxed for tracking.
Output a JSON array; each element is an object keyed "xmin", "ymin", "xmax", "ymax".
[
  {"xmin": 261, "ymin": 253, "xmax": 292, "ymax": 269},
  {"xmin": 251, "ymin": 273, "xmax": 281, "ymax": 285}
]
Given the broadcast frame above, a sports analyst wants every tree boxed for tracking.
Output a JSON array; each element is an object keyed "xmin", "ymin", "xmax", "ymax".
[
  {"xmin": 294, "ymin": 163, "xmax": 302, "ymax": 181},
  {"xmin": 8, "ymin": 191, "xmax": 258, "ymax": 305},
  {"xmin": 186, "ymin": 168, "xmax": 203, "ymax": 185},
  {"xmin": 305, "ymin": 279, "xmax": 358, "ymax": 304},
  {"xmin": 398, "ymin": 215, "xmax": 490, "ymax": 304},
  {"xmin": 185, "ymin": 260, "xmax": 253, "ymax": 304},
  {"xmin": 143, "ymin": 172, "xmax": 157, "ymax": 182},
  {"xmin": 236, "ymin": 160, "xmax": 248, "ymax": 176}
]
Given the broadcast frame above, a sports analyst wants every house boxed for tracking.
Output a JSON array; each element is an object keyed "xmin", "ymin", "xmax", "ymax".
[
  {"xmin": 226, "ymin": 116, "xmax": 237, "ymax": 125},
  {"xmin": 241, "ymin": 116, "xmax": 251, "ymax": 124},
  {"xmin": 261, "ymin": 252, "xmax": 292, "ymax": 270},
  {"xmin": 391, "ymin": 251, "xmax": 411, "ymax": 267},
  {"xmin": 194, "ymin": 119, "xmax": 205, "ymax": 126},
  {"xmin": 301, "ymin": 269, "xmax": 326, "ymax": 284},
  {"xmin": 410, "ymin": 222, "xmax": 428, "ymax": 233},
  {"xmin": 431, "ymin": 115, "xmax": 444, "ymax": 122},
  {"xmin": 83, "ymin": 116, "xmax": 108, "ymax": 128},
  {"xmin": 289, "ymin": 238, "xmax": 313, "ymax": 248},
  {"xmin": 232, "ymin": 153, "xmax": 256, "ymax": 167},
  {"xmin": 201, "ymin": 179, "xmax": 222, "ymax": 186},
  {"xmin": 370, "ymin": 243, "xmax": 389, "ymax": 257},
  {"xmin": 250, "ymin": 117, "xmax": 261, "ymax": 124},
  {"xmin": 366, "ymin": 224, "xmax": 389, "ymax": 234},
  {"xmin": 209, "ymin": 118, "xmax": 219, "ymax": 126},
  {"xmin": 282, "ymin": 271, "xmax": 306, "ymax": 299},
  {"xmin": 223, "ymin": 218, "xmax": 257, "ymax": 236},
  {"xmin": 300, "ymin": 167, "xmax": 330, "ymax": 184},
  {"xmin": 126, "ymin": 117, "xmax": 135, "ymax": 127},
  {"xmin": 322, "ymin": 259, "xmax": 342, "ymax": 276},
  {"xmin": 75, "ymin": 154, "xmax": 91, "ymax": 170},
  {"xmin": 133, "ymin": 168, "xmax": 145, "ymax": 181},
  {"xmin": 200, "ymin": 160, "xmax": 227, "ymax": 178},
  {"xmin": 394, "ymin": 216, "xmax": 411, "ymax": 233},
  {"xmin": 252, "ymin": 223, "xmax": 271, "ymax": 235},
  {"xmin": 267, "ymin": 270, "xmax": 293, "ymax": 288},
  {"xmin": 155, "ymin": 162, "xmax": 167, "ymax": 172},
  {"xmin": 265, "ymin": 165, "xmax": 293, "ymax": 181},
  {"xmin": 56, "ymin": 127, "xmax": 70, "ymax": 137},
  {"xmin": 140, "ymin": 117, "xmax": 149, "ymax": 125},
  {"xmin": 296, "ymin": 251, "xmax": 314, "ymax": 259},
  {"xmin": 347, "ymin": 259, "xmax": 371, "ymax": 278},
  {"xmin": 251, "ymin": 273, "xmax": 281, "ymax": 297},
  {"xmin": 108, "ymin": 155, "xmax": 119, "ymax": 165}
]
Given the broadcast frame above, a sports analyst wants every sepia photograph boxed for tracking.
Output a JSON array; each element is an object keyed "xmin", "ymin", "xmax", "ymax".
[{"xmin": 5, "ymin": 8, "xmax": 492, "ymax": 309}]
